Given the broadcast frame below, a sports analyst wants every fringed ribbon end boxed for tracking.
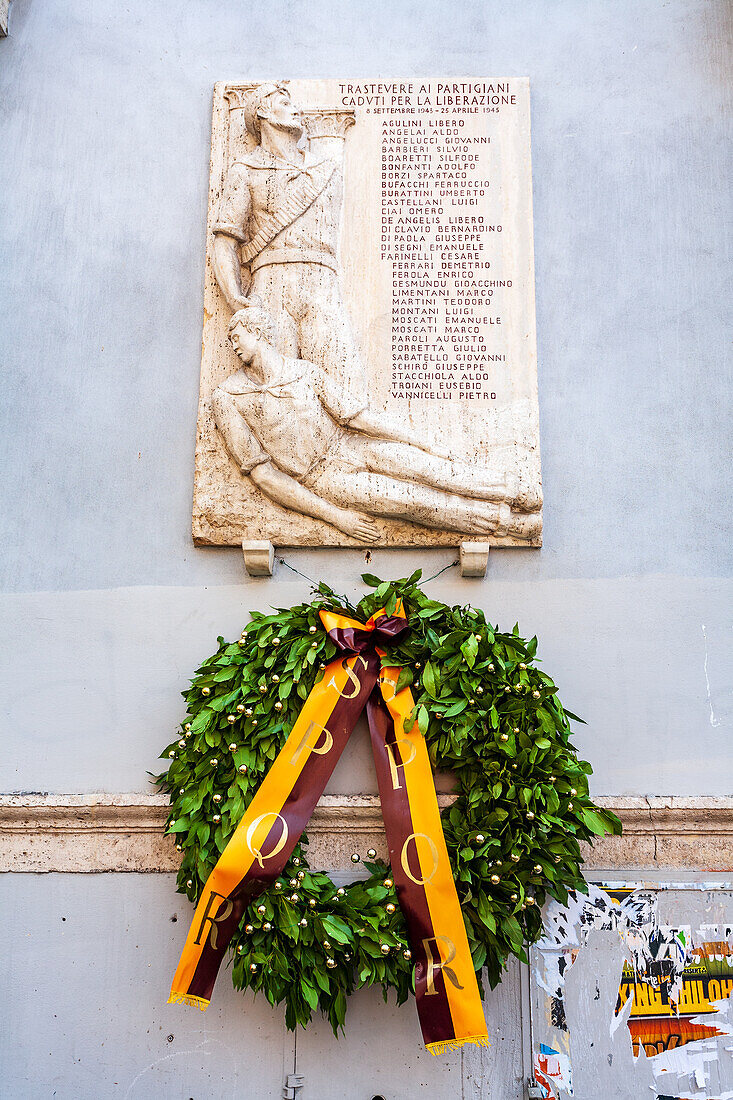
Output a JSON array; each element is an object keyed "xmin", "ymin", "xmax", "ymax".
[
  {"xmin": 168, "ymin": 992, "xmax": 210, "ymax": 1012},
  {"xmin": 427, "ymin": 1035, "xmax": 491, "ymax": 1057}
]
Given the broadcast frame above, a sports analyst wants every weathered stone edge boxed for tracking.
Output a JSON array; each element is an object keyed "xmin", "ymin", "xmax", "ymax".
[{"xmin": 1, "ymin": 794, "xmax": 731, "ymax": 872}]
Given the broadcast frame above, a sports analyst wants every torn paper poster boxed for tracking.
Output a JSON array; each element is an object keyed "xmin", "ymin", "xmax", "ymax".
[
  {"xmin": 531, "ymin": 883, "xmax": 733, "ymax": 1099},
  {"xmin": 533, "ymin": 1043, "xmax": 573, "ymax": 1098},
  {"xmin": 617, "ymin": 939, "xmax": 733, "ymax": 1058}
]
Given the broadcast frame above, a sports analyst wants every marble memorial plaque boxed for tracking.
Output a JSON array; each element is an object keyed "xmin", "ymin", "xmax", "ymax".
[{"xmin": 192, "ymin": 79, "xmax": 542, "ymax": 547}]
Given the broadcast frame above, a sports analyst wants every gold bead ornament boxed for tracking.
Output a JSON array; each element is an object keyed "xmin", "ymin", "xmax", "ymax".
[
  {"xmin": 475, "ymin": 834, "xmax": 485, "ymax": 844},
  {"xmin": 526, "ymin": 811, "xmax": 535, "ymax": 820},
  {"xmin": 236, "ymin": 704, "xmax": 245, "ymax": 713},
  {"xmin": 383, "ymin": 879, "xmax": 393, "ymax": 889},
  {"xmin": 326, "ymin": 957, "xmax": 336, "ymax": 968},
  {"xmin": 238, "ymin": 764, "xmax": 247, "ymax": 774},
  {"xmin": 212, "ymin": 814, "xmax": 221, "ymax": 824},
  {"xmin": 386, "ymin": 903, "xmax": 396, "ymax": 914},
  {"xmin": 491, "ymin": 874, "xmax": 500, "ymax": 885},
  {"xmin": 213, "ymin": 793, "xmax": 222, "ymax": 803},
  {"xmin": 201, "ymin": 687, "xmax": 210, "ymax": 696},
  {"xmin": 245, "ymin": 924, "xmax": 254, "ymax": 934},
  {"xmin": 366, "ymin": 848, "xmax": 377, "ymax": 859},
  {"xmin": 226, "ymin": 715, "xmax": 236, "ymax": 724},
  {"xmin": 271, "ymin": 674, "xmax": 280, "ymax": 683},
  {"xmin": 380, "ymin": 944, "xmax": 390, "ymax": 955},
  {"xmin": 351, "ymin": 853, "xmax": 360, "ymax": 863}
]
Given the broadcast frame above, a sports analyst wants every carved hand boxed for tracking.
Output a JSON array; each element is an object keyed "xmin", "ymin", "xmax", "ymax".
[{"xmin": 328, "ymin": 507, "xmax": 380, "ymax": 543}]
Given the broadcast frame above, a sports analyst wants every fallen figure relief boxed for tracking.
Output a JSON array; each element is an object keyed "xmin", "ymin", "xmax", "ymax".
[{"xmin": 212, "ymin": 307, "xmax": 542, "ymax": 543}]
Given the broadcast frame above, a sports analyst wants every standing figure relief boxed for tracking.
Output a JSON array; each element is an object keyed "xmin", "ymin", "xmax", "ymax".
[{"xmin": 211, "ymin": 82, "xmax": 367, "ymax": 405}]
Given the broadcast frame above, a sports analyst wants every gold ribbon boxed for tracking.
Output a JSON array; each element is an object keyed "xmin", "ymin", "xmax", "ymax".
[{"xmin": 169, "ymin": 603, "xmax": 488, "ymax": 1054}]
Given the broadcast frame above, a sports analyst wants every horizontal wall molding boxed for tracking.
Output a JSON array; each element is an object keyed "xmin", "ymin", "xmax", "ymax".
[{"xmin": 1, "ymin": 794, "xmax": 732, "ymax": 873}]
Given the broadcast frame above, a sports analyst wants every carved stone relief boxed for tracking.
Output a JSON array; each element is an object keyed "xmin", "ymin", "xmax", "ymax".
[{"xmin": 193, "ymin": 79, "xmax": 542, "ymax": 547}]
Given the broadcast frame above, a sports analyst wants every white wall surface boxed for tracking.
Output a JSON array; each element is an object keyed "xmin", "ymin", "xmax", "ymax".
[
  {"xmin": 0, "ymin": 1, "xmax": 731, "ymax": 1097},
  {"xmin": 1, "ymin": 0, "xmax": 731, "ymax": 799}
]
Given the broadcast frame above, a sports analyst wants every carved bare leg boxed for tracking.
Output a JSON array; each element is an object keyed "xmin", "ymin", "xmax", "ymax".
[
  {"xmin": 351, "ymin": 438, "xmax": 516, "ymax": 504},
  {"xmin": 249, "ymin": 266, "xmax": 300, "ymax": 357},
  {"xmin": 298, "ymin": 277, "xmax": 369, "ymax": 400},
  {"xmin": 322, "ymin": 468, "xmax": 541, "ymax": 540}
]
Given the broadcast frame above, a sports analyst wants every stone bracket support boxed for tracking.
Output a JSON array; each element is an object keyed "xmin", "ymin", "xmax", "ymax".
[
  {"xmin": 460, "ymin": 541, "xmax": 490, "ymax": 577},
  {"xmin": 242, "ymin": 539, "xmax": 274, "ymax": 576}
]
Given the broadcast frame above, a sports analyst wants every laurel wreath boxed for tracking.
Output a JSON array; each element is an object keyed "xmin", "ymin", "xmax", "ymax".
[{"xmin": 156, "ymin": 571, "xmax": 621, "ymax": 1033}]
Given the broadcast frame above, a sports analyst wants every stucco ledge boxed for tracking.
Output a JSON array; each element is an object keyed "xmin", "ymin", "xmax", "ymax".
[{"xmin": 1, "ymin": 794, "xmax": 731, "ymax": 873}]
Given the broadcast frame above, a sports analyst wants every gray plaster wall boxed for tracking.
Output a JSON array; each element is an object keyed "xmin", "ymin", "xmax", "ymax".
[
  {"xmin": 1, "ymin": 0, "xmax": 731, "ymax": 798},
  {"xmin": 0, "ymin": 1, "xmax": 731, "ymax": 1098},
  {"xmin": 1, "ymin": 874, "xmax": 525, "ymax": 1100}
]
